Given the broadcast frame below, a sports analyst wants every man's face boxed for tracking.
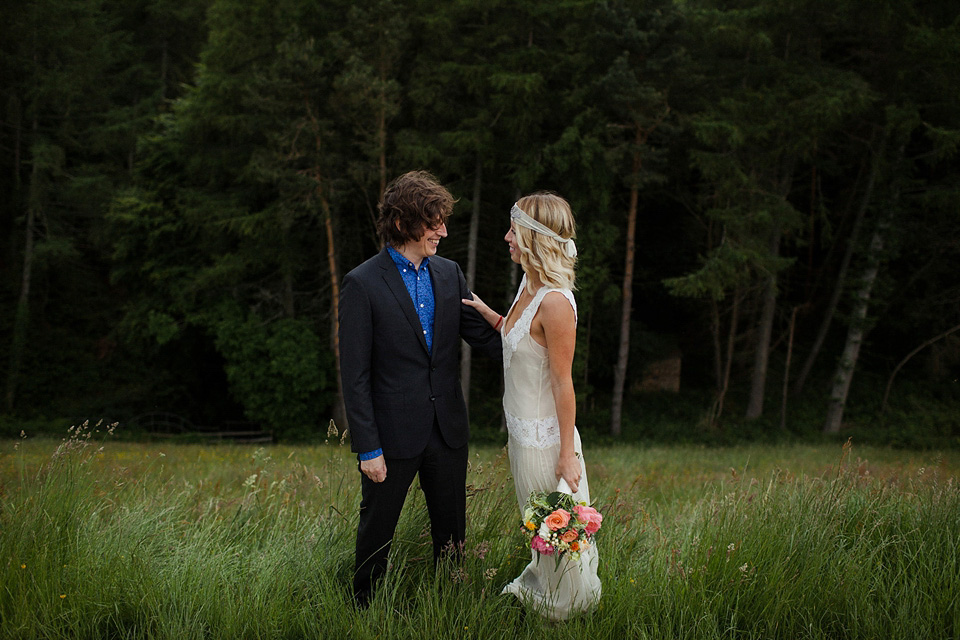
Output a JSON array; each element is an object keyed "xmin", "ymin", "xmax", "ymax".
[{"xmin": 405, "ymin": 220, "xmax": 448, "ymax": 263}]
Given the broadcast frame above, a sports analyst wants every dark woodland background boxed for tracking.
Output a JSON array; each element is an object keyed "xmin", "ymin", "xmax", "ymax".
[{"xmin": 1, "ymin": 0, "xmax": 958, "ymax": 446}]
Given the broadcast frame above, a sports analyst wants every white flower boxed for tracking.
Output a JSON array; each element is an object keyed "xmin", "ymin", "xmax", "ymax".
[{"xmin": 539, "ymin": 522, "xmax": 552, "ymax": 539}]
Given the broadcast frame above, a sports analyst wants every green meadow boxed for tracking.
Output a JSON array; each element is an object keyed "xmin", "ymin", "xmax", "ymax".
[{"xmin": 1, "ymin": 424, "xmax": 958, "ymax": 639}]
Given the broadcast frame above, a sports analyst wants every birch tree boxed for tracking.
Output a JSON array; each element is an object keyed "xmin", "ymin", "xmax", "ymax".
[{"xmin": 823, "ymin": 151, "xmax": 899, "ymax": 433}]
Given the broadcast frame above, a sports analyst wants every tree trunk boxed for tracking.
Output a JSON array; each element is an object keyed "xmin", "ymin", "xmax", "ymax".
[
  {"xmin": 12, "ymin": 94, "xmax": 22, "ymax": 186},
  {"xmin": 745, "ymin": 222, "xmax": 783, "ymax": 419},
  {"xmin": 160, "ymin": 39, "xmax": 168, "ymax": 101},
  {"xmin": 780, "ymin": 306, "xmax": 799, "ymax": 430},
  {"xmin": 703, "ymin": 288, "xmax": 741, "ymax": 427},
  {"xmin": 611, "ymin": 127, "xmax": 643, "ymax": 436},
  {"xmin": 582, "ymin": 304, "xmax": 592, "ymax": 388},
  {"xmin": 281, "ymin": 217, "xmax": 296, "ymax": 318},
  {"xmin": 709, "ymin": 222, "xmax": 724, "ymax": 392},
  {"xmin": 320, "ymin": 192, "xmax": 346, "ymax": 430},
  {"xmin": 824, "ymin": 205, "xmax": 895, "ymax": 433},
  {"xmin": 804, "ymin": 164, "xmax": 817, "ymax": 294},
  {"xmin": 377, "ymin": 104, "xmax": 387, "ymax": 198},
  {"xmin": 460, "ymin": 155, "xmax": 481, "ymax": 410},
  {"xmin": 794, "ymin": 130, "xmax": 886, "ymax": 395},
  {"xmin": 304, "ymin": 98, "xmax": 346, "ymax": 428},
  {"xmin": 376, "ymin": 22, "xmax": 391, "ymax": 199},
  {"xmin": 6, "ymin": 122, "xmax": 38, "ymax": 411}
]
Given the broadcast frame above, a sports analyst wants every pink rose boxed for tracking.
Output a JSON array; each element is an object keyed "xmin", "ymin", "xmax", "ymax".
[
  {"xmin": 544, "ymin": 509, "xmax": 571, "ymax": 531},
  {"xmin": 574, "ymin": 505, "xmax": 603, "ymax": 535},
  {"xmin": 560, "ymin": 530, "xmax": 579, "ymax": 543},
  {"xmin": 531, "ymin": 535, "xmax": 554, "ymax": 555}
]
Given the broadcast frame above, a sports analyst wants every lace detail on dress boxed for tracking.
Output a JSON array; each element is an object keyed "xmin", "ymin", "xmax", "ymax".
[
  {"xmin": 505, "ymin": 409, "xmax": 561, "ymax": 449},
  {"xmin": 502, "ymin": 276, "xmax": 578, "ymax": 370}
]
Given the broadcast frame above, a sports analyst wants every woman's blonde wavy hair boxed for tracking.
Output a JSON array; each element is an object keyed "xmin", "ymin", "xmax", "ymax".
[{"xmin": 513, "ymin": 192, "xmax": 577, "ymax": 294}]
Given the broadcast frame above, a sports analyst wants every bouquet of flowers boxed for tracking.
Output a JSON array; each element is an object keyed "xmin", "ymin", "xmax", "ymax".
[{"xmin": 521, "ymin": 480, "xmax": 603, "ymax": 565}]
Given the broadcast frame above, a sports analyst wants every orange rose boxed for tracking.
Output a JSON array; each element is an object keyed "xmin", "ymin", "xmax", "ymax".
[
  {"xmin": 560, "ymin": 530, "xmax": 579, "ymax": 543},
  {"xmin": 544, "ymin": 509, "xmax": 571, "ymax": 531}
]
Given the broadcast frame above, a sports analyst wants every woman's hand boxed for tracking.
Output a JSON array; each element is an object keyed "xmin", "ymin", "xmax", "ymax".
[
  {"xmin": 556, "ymin": 452, "xmax": 581, "ymax": 494},
  {"xmin": 461, "ymin": 292, "xmax": 502, "ymax": 329}
]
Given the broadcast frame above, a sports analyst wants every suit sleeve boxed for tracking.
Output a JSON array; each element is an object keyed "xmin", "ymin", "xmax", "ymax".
[
  {"xmin": 338, "ymin": 272, "xmax": 380, "ymax": 454},
  {"xmin": 456, "ymin": 263, "xmax": 503, "ymax": 362}
]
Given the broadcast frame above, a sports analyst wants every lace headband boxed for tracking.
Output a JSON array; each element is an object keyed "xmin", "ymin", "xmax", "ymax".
[{"xmin": 510, "ymin": 204, "xmax": 578, "ymax": 258}]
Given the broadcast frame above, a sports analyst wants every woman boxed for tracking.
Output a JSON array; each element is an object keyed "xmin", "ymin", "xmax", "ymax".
[{"xmin": 463, "ymin": 193, "xmax": 601, "ymax": 620}]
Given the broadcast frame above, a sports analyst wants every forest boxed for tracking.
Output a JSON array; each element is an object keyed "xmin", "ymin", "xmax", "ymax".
[{"xmin": 1, "ymin": 0, "xmax": 958, "ymax": 445}]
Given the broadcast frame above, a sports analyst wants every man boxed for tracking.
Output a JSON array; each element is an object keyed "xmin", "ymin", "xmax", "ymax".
[{"xmin": 338, "ymin": 170, "xmax": 501, "ymax": 607}]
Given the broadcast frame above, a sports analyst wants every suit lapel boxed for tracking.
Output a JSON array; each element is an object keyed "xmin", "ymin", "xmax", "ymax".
[
  {"xmin": 378, "ymin": 249, "xmax": 430, "ymax": 355},
  {"xmin": 429, "ymin": 259, "xmax": 447, "ymax": 362}
]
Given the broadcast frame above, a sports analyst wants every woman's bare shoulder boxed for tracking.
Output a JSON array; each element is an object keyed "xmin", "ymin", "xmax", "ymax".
[{"xmin": 538, "ymin": 290, "xmax": 576, "ymax": 325}]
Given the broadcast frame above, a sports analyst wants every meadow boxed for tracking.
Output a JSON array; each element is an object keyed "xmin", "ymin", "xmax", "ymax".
[{"xmin": 1, "ymin": 423, "xmax": 958, "ymax": 640}]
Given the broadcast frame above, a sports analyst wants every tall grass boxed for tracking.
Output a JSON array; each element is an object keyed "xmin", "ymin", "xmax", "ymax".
[{"xmin": 1, "ymin": 425, "xmax": 958, "ymax": 639}]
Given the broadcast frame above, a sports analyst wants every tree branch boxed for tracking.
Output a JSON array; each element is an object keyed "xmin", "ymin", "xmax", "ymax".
[{"xmin": 881, "ymin": 322, "xmax": 960, "ymax": 411}]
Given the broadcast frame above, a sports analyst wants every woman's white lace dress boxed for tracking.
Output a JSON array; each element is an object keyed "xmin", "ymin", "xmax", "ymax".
[{"xmin": 500, "ymin": 275, "xmax": 601, "ymax": 619}]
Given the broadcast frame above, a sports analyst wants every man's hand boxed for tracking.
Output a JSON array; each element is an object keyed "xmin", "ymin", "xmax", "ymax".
[{"xmin": 360, "ymin": 454, "xmax": 387, "ymax": 483}]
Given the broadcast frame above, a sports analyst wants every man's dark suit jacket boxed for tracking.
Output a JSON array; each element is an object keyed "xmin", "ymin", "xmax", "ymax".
[{"xmin": 338, "ymin": 248, "xmax": 502, "ymax": 459}]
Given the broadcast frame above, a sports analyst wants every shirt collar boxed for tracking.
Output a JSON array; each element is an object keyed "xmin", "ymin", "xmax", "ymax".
[{"xmin": 387, "ymin": 245, "xmax": 429, "ymax": 271}]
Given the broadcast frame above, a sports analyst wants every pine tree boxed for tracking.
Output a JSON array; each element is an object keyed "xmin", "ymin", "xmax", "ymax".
[{"xmin": 665, "ymin": 0, "xmax": 873, "ymax": 424}]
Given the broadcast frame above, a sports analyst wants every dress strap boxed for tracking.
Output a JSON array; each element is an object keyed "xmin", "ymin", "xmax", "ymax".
[
  {"xmin": 513, "ymin": 287, "xmax": 576, "ymax": 340},
  {"xmin": 503, "ymin": 273, "xmax": 527, "ymax": 324},
  {"xmin": 529, "ymin": 287, "xmax": 577, "ymax": 324},
  {"xmin": 503, "ymin": 281, "xmax": 577, "ymax": 370}
]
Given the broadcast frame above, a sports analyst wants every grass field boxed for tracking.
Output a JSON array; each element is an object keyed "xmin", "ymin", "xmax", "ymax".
[{"xmin": 1, "ymin": 423, "xmax": 958, "ymax": 639}]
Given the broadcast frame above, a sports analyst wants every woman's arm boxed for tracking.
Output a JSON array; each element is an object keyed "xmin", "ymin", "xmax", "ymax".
[
  {"xmin": 461, "ymin": 291, "xmax": 503, "ymax": 329},
  {"xmin": 537, "ymin": 292, "xmax": 580, "ymax": 493}
]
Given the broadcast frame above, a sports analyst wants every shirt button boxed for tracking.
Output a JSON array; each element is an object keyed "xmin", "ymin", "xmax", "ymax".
[
  {"xmin": 430, "ymin": 396, "xmax": 436, "ymax": 401},
  {"xmin": 420, "ymin": 304, "xmax": 424, "ymax": 308},
  {"xmin": 423, "ymin": 330, "xmax": 427, "ymax": 334}
]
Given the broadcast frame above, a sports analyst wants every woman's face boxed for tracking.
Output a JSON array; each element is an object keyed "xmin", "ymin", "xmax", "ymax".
[{"xmin": 505, "ymin": 223, "xmax": 521, "ymax": 264}]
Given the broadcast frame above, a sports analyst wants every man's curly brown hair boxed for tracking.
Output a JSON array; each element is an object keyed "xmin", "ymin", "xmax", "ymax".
[{"xmin": 376, "ymin": 171, "xmax": 455, "ymax": 247}]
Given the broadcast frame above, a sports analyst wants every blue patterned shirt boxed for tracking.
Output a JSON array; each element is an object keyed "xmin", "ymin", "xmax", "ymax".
[
  {"xmin": 359, "ymin": 246, "xmax": 437, "ymax": 462},
  {"xmin": 387, "ymin": 246, "xmax": 437, "ymax": 354}
]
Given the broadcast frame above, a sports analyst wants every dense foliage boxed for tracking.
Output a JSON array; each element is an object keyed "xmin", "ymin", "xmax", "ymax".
[{"xmin": 2, "ymin": 0, "xmax": 958, "ymax": 442}]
